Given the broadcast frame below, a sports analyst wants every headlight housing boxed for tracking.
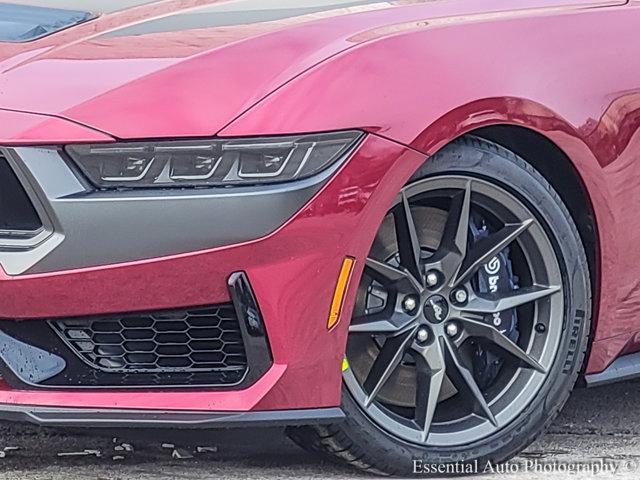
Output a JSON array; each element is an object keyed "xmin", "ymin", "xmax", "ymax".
[{"xmin": 65, "ymin": 131, "xmax": 363, "ymax": 189}]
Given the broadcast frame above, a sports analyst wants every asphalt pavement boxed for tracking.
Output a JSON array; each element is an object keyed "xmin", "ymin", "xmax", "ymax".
[{"xmin": 0, "ymin": 379, "xmax": 638, "ymax": 479}]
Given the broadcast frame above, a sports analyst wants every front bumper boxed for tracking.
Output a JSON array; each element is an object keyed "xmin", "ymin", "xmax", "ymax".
[
  {"xmin": 0, "ymin": 124, "xmax": 425, "ymax": 417},
  {"xmin": 0, "ymin": 405, "xmax": 345, "ymax": 429}
]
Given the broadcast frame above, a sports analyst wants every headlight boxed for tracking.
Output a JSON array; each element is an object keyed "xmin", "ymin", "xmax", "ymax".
[{"xmin": 65, "ymin": 131, "xmax": 363, "ymax": 189}]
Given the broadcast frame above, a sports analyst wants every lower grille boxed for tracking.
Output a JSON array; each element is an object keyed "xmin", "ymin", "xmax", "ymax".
[
  {"xmin": 51, "ymin": 306, "xmax": 246, "ymax": 373},
  {"xmin": 49, "ymin": 305, "xmax": 248, "ymax": 386},
  {"xmin": 0, "ymin": 154, "xmax": 42, "ymax": 237},
  {"xmin": 0, "ymin": 273, "xmax": 271, "ymax": 389}
]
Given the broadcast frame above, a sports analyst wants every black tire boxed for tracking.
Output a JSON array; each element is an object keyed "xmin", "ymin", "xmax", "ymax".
[{"xmin": 287, "ymin": 135, "xmax": 592, "ymax": 476}]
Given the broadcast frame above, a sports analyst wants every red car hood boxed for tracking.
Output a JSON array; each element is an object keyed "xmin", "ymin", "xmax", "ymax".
[{"xmin": 0, "ymin": 0, "xmax": 626, "ymax": 139}]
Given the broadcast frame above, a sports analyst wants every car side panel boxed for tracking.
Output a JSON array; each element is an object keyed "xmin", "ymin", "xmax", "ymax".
[{"xmin": 222, "ymin": 4, "xmax": 640, "ymax": 373}]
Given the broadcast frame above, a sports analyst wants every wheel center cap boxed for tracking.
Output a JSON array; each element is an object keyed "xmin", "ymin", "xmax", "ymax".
[{"xmin": 423, "ymin": 294, "xmax": 449, "ymax": 324}]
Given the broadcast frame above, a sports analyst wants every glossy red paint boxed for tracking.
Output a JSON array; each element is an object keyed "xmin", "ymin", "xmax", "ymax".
[
  {"xmin": 0, "ymin": 109, "xmax": 112, "ymax": 145},
  {"xmin": 0, "ymin": 0, "xmax": 624, "ymax": 138},
  {"xmin": 0, "ymin": 134, "xmax": 425, "ymax": 410},
  {"xmin": 222, "ymin": 2, "xmax": 640, "ymax": 372},
  {"xmin": 0, "ymin": 0, "xmax": 638, "ymax": 411}
]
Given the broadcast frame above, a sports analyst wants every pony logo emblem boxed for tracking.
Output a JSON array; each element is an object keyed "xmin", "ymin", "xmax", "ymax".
[{"xmin": 424, "ymin": 295, "xmax": 449, "ymax": 324}]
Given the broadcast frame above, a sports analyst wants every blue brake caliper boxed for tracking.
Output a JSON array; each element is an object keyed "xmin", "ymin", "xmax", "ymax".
[{"xmin": 469, "ymin": 213, "xmax": 519, "ymax": 389}]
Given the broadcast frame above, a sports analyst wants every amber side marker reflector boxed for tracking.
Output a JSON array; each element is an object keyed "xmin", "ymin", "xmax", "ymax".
[{"xmin": 328, "ymin": 257, "xmax": 355, "ymax": 330}]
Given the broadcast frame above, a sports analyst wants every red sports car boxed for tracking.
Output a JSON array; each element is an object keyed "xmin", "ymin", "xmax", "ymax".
[{"xmin": 0, "ymin": 0, "xmax": 637, "ymax": 475}]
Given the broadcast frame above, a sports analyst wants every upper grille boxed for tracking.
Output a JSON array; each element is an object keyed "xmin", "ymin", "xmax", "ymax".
[
  {"xmin": 0, "ymin": 154, "xmax": 42, "ymax": 236},
  {"xmin": 50, "ymin": 305, "xmax": 248, "ymax": 386}
]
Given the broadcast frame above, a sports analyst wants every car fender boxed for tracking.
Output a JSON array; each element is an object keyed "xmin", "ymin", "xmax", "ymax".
[{"xmin": 222, "ymin": 3, "xmax": 639, "ymax": 372}]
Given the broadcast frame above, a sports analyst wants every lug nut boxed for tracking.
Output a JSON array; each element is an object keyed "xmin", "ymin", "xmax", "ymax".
[
  {"xmin": 453, "ymin": 288, "xmax": 468, "ymax": 304},
  {"xmin": 535, "ymin": 323, "xmax": 547, "ymax": 334},
  {"xmin": 416, "ymin": 328, "xmax": 430, "ymax": 343},
  {"xmin": 425, "ymin": 271, "xmax": 440, "ymax": 288},
  {"xmin": 445, "ymin": 322, "xmax": 459, "ymax": 337},
  {"xmin": 402, "ymin": 296, "xmax": 418, "ymax": 313}
]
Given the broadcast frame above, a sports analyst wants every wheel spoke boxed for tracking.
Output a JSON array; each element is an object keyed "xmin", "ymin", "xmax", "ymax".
[
  {"xmin": 446, "ymin": 180, "xmax": 472, "ymax": 257},
  {"xmin": 443, "ymin": 336, "xmax": 497, "ymax": 426},
  {"xmin": 414, "ymin": 337, "xmax": 446, "ymax": 442},
  {"xmin": 365, "ymin": 258, "xmax": 409, "ymax": 284},
  {"xmin": 350, "ymin": 310, "xmax": 415, "ymax": 335},
  {"xmin": 363, "ymin": 328, "xmax": 417, "ymax": 407},
  {"xmin": 425, "ymin": 181, "xmax": 471, "ymax": 280},
  {"xmin": 453, "ymin": 220, "xmax": 533, "ymax": 286},
  {"xmin": 393, "ymin": 191, "xmax": 423, "ymax": 283},
  {"xmin": 463, "ymin": 285, "xmax": 561, "ymax": 314},
  {"xmin": 364, "ymin": 258, "xmax": 422, "ymax": 293},
  {"xmin": 459, "ymin": 318, "xmax": 546, "ymax": 373}
]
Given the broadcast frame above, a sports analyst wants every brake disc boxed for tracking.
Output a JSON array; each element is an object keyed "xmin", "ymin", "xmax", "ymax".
[
  {"xmin": 349, "ymin": 206, "xmax": 457, "ymax": 408},
  {"xmin": 348, "ymin": 206, "xmax": 520, "ymax": 408}
]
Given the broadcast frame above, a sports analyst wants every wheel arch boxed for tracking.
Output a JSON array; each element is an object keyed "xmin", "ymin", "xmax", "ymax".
[
  {"xmin": 423, "ymin": 124, "xmax": 602, "ymax": 369},
  {"xmin": 468, "ymin": 124, "xmax": 599, "ymax": 324}
]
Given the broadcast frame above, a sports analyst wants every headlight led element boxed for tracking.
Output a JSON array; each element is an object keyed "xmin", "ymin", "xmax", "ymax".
[{"xmin": 65, "ymin": 131, "xmax": 362, "ymax": 189}]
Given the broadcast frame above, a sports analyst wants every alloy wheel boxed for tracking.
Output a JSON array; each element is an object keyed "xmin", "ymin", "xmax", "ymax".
[{"xmin": 343, "ymin": 175, "xmax": 564, "ymax": 447}]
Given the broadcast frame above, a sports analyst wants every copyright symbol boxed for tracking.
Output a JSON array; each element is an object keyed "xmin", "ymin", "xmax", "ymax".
[{"xmin": 623, "ymin": 460, "xmax": 638, "ymax": 472}]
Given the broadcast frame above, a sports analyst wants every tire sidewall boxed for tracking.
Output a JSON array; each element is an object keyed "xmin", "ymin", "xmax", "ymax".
[{"xmin": 339, "ymin": 136, "xmax": 592, "ymax": 470}]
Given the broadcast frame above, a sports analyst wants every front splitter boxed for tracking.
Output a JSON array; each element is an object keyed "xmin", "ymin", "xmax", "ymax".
[{"xmin": 0, "ymin": 404, "xmax": 344, "ymax": 429}]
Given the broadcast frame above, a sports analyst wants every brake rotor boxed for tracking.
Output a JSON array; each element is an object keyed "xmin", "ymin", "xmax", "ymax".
[{"xmin": 349, "ymin": 206, "xmax": 458, "ymax": 408}]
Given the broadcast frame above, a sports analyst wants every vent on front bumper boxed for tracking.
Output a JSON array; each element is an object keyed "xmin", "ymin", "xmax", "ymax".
[
  {"xmin": 50, "ymin": 306, "xmax": 247, "ymax": 376},
  {"xmin": 0, "ymin": 154, "xmax": 43, "ymax": 241},
  {"xmin": 0, "ymin": 273, "xmax": 272, "ymax": 389}
]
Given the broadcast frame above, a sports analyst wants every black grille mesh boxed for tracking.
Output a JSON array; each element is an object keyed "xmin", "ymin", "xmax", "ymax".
[{"xmin": 50, "ymin": 305, "xmax": 248, "ymax": 384}]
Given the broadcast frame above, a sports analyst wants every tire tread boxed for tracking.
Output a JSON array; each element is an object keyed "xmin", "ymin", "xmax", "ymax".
[{"xmin": 287, "ymin": 135, "xmax": 592, "ymax": 476}]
